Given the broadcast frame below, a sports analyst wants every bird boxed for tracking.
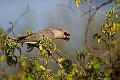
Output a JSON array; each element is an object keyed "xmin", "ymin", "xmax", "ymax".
[{"xmin": 16, "ymin": 28, "xmax": 70, "ymax": 43}]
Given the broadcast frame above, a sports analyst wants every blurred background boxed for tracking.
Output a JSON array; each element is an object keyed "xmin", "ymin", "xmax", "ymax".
[{"xmin": 0, "ymin": 0, "xmax": 116, "ymax": 74}]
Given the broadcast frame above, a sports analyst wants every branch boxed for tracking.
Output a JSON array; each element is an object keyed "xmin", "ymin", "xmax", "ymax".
[
  {"xmin": 84, "ymin": 0, "xmax": 113, "ymax": 51},
  {"xmin": 81, "ymin": 0, "xmax": 113, "ymax": 17},
  {"xmin": 14, "ymin": 4, "xmax": 29, "ymax": 27},
  {"xmin": 6, "ymin": 4, "xmax": 29, "ymax": 35},
  {"xmin": 56, "ymin": 0, "xmax": 77, "ymax": 15}
]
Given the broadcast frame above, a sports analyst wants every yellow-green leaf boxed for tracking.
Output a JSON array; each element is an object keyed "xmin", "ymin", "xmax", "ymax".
[
  {"xmin": 93, "ymin": 62, "xmax": 100, "ymax": 70},
  {"xmin": 20, "ymin": 60, "xmax": 27, "ymax": 67},
  {"xmin": 25, "ymin": 42, "xmax": 37, "ymax": 44},
  {"xmin": 113, "ymin": 22, "xmax": 116, "ymax": 31},
  {"xmin": 18, "ymin": 34, "xmax": 22, "ymax": 38},
  {"xmin": 109, "ymin": 51, "xmax": 114, "ymax": 55},
  {"xmin": 58, "ymin": 58, "xmax": 64, "ymax": 63},
  {"xmin": 97, "ymin": 38, "xmax": 101, "ymax": 45},
  {"xmin": 116, "ymin": 22, "xmax": 120, "ymax": 27},
  {"xmin": 116, "ymin": 13, "xmax": 119, "ymax": 18},
  {"xmin": 39, "ymin": 66, "xmax": 45, "ymax": 70},
  {"xmin": 26, "ymin": 30, "xmax": 32, "ymax": 35},
  {"xmin": 116, "ymin": 22, "xmax": 120, "ymax": 31},
  {"xmin": 66, "ymin": 74, "xmax": 73, "ymax": 80},
  {"xmin": 0, "ymin": 56, "xmax": 6, "ymax": 62},
  {"xmin": 39, "ymin": 44, "xmax": 43, "ymax": 50},
  {"xmin": 75, "ymin": 0, "xmax": 80, "ymax": 7},
  {"xmin": 53, "ymin": 43, "xmax": 56, "ymax": 51}
]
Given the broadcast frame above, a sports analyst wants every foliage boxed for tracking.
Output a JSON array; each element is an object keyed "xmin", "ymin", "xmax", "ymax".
[{"xmin": 0, "ymin": 1, "xmax": 120, "ymax": 80}]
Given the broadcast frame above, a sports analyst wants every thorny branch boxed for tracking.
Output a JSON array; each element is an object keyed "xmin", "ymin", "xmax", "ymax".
[{"xmin": 84, "ymin": 0, "xmax": 113, "ymax": 51}]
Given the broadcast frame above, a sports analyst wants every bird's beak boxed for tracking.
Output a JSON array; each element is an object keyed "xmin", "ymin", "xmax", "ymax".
[
  {"xmin": 66, "ymin": 36, "xmax": 70, "ymax": 41},
  {"xmin": 64, "ymin": 32, "xmax": 70, "ymax": 41}
]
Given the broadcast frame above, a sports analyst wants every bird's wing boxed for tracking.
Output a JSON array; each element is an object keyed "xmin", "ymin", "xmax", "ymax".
[{"xmin": 17, "ymin": 29, "xmax": 54, "ymax": 42}]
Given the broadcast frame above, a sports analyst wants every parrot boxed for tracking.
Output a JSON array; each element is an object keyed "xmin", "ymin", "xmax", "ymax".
[{"xmin": 16, "ymin": 27, "xmax": 70, "ymax": 42}]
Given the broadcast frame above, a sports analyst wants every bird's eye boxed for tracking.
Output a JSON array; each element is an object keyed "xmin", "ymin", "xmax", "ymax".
[{"xmin": 64, "ymin": 32, "xmax": 70, "ymax": 36}]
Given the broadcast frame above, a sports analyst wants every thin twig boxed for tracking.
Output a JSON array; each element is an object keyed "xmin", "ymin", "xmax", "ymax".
[
  {"xmin": 85, "ymin": 0, "xmax": 107, "ymax": 16},
  {"xmin": 56, "ymin": 49, "xmax": 86, "ymax": 76},
  {"xmin": 56, "ymin": 0, "xmax": 77, "ymax": 15},
  {"xmin": 6, "ymin": 4, "xmax": 29, "ymax": 35},
  {"xmin": 14, "ymin": 4, "xmax": 29, "ymax": 27},
  {"xmin": 18, "ymin": 56, "xmax": 56, "ymax": 63},
  {"xmin": 50, "ymin": 53, "xmax": 62, "ymax": 69},
  {"xmin": 81, "ymin": 0, "xmax": 113, "ymax": 17},
  {"xmin": 84, "ymin": 0, "xmax": 113, "ymax": 51},
  {"xmin": 0, "ymin": 64, "xmax": 8, "ymax": 77},
  {"xmin": 9, "ymin": 22, "xmax": 16, "ymax": 38}
]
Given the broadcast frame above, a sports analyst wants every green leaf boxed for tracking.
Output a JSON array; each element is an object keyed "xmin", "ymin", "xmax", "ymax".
[
  {"xmin": 109, "ymin": 7, "xmax": 115, "ymax": 15},
  {"xmin": 52, "ymin": 43, "xmax": 56, "ymax": 51},
  {"xmin": 20, "ymin": 60, "xmax": 27, "ymax": 67},
  {"xmin": 93, "ymin": 32, "xmax": 102, "ymax": 45},
  {"xmin": 115, "ymin": 2, "xmax": 120, "ymax": 7},
  {"xmin": 26, "ymin": 30, "xmax": 32, "ymax": 35},
  {"xmin": 110, "ymin": 39, "xmax": 118, "ymax": 47},
  {"xmin": 17, "ymin": 34, "xmax": 22, "ymax": 38},
  {"xmin": 25, "ymin": 42, "xmax": 37, "ymax": 44},
  {"xmin": 97, "ymin": 38, "xmax": 101, "ymax": 45},
  {"xmin": 116, "ymin": 13, "xmax": 119, "ymax": 18},
  {"xmin": 116, "ymin": 22, "xmax": 120, "ymax": 27},
  {"xmin": 90, "ymin": 77, "xmax": 94, "ymax": 80},
  {"xmin": 0, "ymin": 56, "xmax": 6, "ymax": 62},
  {"xmin": 6, "ymin": 55, "xmax": 18, "ymax": 66},
  {"xmin": 103, "ymin": 77, "xmax": 111, "ymax": 80},
  {"xmin": 116, "ymin": 22, "xmax": 120, "ymax": 31},
  {"xmin": 109, "ymin": 51, "xmax": 114, "ymax": 55},
  {"xmin": 66, "ymin": 74, "xmax": 73, "ymax": 80},
  {"xmin": 58, "ymin": 58, "xmax": 64, "ymax": 63},
  {"xmin": 79, "ymin": 71, "xmax": 83, "ymax": 76},
  {"xmin": 105, "ymin": 68, "xmax": 113, "ymax": 77},
  {"xmin": 93, "ymin": 62, "xmax": 100, "ymax": 70}
]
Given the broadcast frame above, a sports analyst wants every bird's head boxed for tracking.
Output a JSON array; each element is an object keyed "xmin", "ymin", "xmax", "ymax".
[{"xmin": 49, "ymin": 28, "xmax": 70, "ymax": 41}]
